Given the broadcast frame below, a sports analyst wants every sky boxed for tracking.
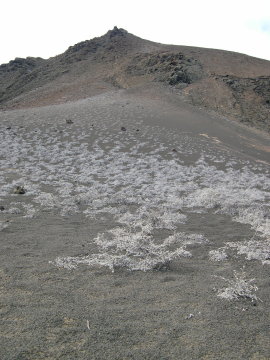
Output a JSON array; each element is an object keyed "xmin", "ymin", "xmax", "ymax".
[{"xmin": 1, "ymin": 0, "xmax": 270, "ymax": 65}]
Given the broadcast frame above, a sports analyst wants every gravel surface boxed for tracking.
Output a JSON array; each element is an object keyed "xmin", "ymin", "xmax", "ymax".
[{"xmin": 0, "ymin": 88, "xmax": 269, "ymax": 359}]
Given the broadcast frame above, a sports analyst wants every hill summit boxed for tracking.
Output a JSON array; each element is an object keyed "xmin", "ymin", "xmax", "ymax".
[{"xmin": 0, "ymin": 27, "xmax": 269, "ymax": 132}]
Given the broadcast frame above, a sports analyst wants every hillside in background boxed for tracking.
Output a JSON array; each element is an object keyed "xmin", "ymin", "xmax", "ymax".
[{"xmin": 0, "ymin": 27, "xmax": 269, "ymax": 132}]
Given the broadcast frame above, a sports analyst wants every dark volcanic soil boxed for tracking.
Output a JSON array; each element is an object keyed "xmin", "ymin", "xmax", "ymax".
[{"xmin": 0, "ymin": 86, "xmax": 269, "ymax": 359}]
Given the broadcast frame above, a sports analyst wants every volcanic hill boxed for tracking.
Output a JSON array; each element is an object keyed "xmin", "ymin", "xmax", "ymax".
[
  {"xmin": 1, "ymin": 27, "xmax": 270, "ymax": 360},
  {"xmin": 0, "ymin": 26, "xmax": 269, "ymax": 132}
]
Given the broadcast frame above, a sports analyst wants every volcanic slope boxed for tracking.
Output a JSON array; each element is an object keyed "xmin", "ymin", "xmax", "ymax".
[
  {"xmin": 0, "ymin": 26, "xmax": 269, "ymax": 132},
  {"xmin": 1, "ymin": 85, "xmax": 270, "ymax": 360},
  {"xmin": 0, "ymin": 28, "xmax": 270, "ymax": 360}
]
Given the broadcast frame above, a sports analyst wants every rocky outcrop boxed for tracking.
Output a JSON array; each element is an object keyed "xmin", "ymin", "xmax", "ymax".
[
  {"xmin": 219, "ymin": 75, "xmax": 270, "ymax": 131},
  {"xmin": 61, "ymin": 26, "xmax": 139, "ymax": 64},
  {"xmin": 185, "ymin": 75, "xmax": 270, "ymax": 132},
  {"xmin": 126, "ymin": 52, "xmax": 204, "ymax": 86},
  {"xmin": 0, "ymin": 57, "xmax": 44, "ymax": 73}
]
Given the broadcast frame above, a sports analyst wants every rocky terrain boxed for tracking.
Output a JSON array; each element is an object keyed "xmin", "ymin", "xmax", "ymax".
[
  {"xmin": 0, "ymin": 27, "xmax": 269, "ymax": 132},
  {"xmin": 0, "ymin": 28, "xmax": 270, "ymax": 360}
]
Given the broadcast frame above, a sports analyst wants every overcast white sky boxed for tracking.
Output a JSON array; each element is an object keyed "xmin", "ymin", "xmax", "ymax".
[{"xmin": 1, "ymin": 0, "xmax": 270, "ymax": 65}]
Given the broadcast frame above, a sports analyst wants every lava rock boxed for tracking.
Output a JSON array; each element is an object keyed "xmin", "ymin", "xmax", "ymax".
[{"xmin": 13, "ymin": 186, "xmax": 26, "ymax": 194}]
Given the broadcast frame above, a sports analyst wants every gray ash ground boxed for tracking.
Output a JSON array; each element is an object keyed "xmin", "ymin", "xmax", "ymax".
[{"xmin": 0, "ymin": 89, "xmax": 269, "ymax": 359}]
